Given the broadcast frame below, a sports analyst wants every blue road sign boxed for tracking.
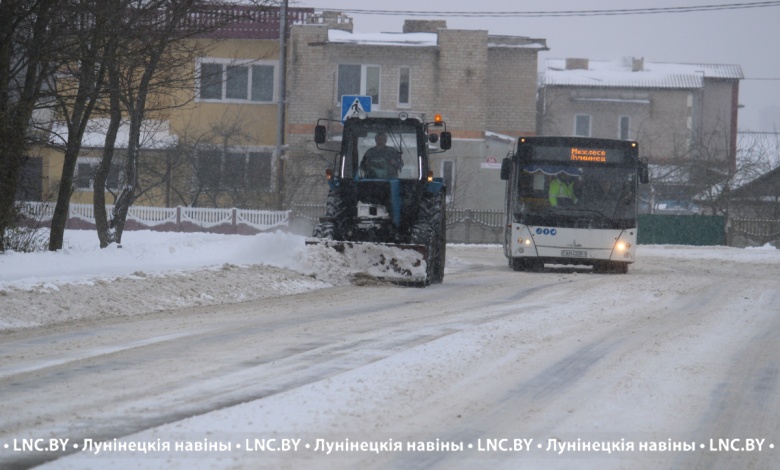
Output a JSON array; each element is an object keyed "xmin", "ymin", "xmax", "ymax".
[{"xmin": 341, "ymin": 95, "xmax": 372, "ymax": 122}]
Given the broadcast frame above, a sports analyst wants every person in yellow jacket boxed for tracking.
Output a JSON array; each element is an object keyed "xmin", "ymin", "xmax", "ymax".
[{"xmin": 549, "ymin": 173, "xmax": 578, "ymax": 206}]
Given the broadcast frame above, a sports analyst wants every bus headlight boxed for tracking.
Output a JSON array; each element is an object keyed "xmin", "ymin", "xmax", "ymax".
[{"xmin": 616, "ymin": 241, "xmax": 631, "ymax": 251}]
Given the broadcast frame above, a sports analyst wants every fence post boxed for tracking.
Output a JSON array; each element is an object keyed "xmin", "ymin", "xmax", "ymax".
[
  {"xmin": 176, "ymin": 206, "xmax": 181, "ymax": 232},
  {"xmin": 464, "ymin": 209, "xmax": 472, "ymax": 244}
]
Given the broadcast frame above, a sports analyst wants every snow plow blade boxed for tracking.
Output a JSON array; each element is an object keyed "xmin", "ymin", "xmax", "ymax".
[{"xmin": 305, "ymin": 238, "xmax": 429, "ymax": 286}]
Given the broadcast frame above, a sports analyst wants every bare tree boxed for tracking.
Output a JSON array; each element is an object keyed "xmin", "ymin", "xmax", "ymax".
[
  {"xmin": 47, "ymin": 0, "xmax": 121, "ymax": 251},
  {"xmin": 720, "ymin": 131, "xmax": 780, "ymax": 219},
  {"xmin": 92, "ymin": 1, "xmax": 276, "ymax": 246},
  {"xmin": 0, "ymin": 0, "xmax": 63, "ymax": 252},
  {"xmin": 89, "ymin": 0, "xmax": 195, "ymax": 246}
]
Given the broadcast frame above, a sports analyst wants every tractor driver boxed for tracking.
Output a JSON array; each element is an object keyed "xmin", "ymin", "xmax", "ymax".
[{"xmin": 360, "ymin": 132, "xmax": 403, "ymax": 178}]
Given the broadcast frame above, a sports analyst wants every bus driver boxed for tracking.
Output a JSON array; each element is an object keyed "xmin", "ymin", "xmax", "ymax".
[{"xmin": 549, "ymin": 173, "xmax": 578, "ymax": 206}]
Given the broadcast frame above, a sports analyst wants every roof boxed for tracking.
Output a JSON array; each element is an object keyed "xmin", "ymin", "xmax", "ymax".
[
  {"xmin": 543, "ymin": 58, "xmax": 743, "ymax": 89},
  {"xmin": 486, "ymin": 35, "xmax": 548, "ymax": 50},
  {"xmin": 327, "ymin": 30, "xmax": 547, "ymax": 50},
  {"xmin": 329, "ymin": 30, "xmax": 438, "ymax": 47},
  {"xmin": 49, "ymin": 119, "xmax": 177, "ymax": 149}
]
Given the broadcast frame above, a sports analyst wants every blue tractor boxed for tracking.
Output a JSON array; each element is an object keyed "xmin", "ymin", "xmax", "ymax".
[{"xmin": 307, "ymin": 111, "xmax": 452, "ymax": 286}]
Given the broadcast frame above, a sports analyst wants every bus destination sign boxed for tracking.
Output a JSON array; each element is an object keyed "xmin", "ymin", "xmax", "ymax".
[
  {"xmin": 529, "ymin": 145, "xmax": 629, "ymax": 164},
  {"xmin": 570, "ymin": 148, "xmax": 606, "ymax": 163}
]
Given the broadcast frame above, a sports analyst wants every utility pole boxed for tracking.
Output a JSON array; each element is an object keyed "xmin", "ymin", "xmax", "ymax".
[{"xmin": 275, "ymin": 0, "xmax": 288, "ymax": 210}]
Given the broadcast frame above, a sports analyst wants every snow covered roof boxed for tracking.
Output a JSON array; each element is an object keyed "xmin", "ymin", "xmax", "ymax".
[
  {"xmin": 486, "ymin": 35, "xmax": 548, "ymax": 50},
  {"xmin": 485, "ymin": 131, "xmax": 517, "ymax": 144},
  {"xmin": 328, "ymin": 30, "xmax": 438, "ymax": 47},
  {"xmin": 327, "ymin": 30, "xmax": 547, "ymax": 50},
  {"xmin": 49, "ymin": 119, "xmax": 178, "ymax": 149},
  {"xmin": 543, "ymin": 58, "xmax": 743, "ymax": 89}
]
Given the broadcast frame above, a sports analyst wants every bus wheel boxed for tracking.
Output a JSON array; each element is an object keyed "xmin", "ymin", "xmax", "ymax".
[
  {"xmin": 592, "ymin": 261, "xmax": 608, "ymax": 274},
  {"xmin": 528, "ymin": 260, "xmax": 544, "ymax": 272},
  {"xmin": 594, "ymin": 261, "xmax": 628, "ymax": 274}
]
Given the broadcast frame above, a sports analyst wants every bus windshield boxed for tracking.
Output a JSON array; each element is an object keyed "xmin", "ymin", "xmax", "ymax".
[{"xmin": 514, "ymin": 164, "xmax": 638, "ymax": 229}]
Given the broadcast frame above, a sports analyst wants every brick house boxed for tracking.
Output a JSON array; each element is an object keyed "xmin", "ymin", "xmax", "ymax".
[
  {"xmin": 285, "ymin": 13, "xmax": 547, "ymax": 211},
  {"xmin": 538, "ymin": 57, "xmax": 744, "ymax": 213}
]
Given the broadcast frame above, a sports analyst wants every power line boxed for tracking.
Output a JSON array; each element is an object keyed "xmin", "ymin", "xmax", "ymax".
[{"xmin": 327, "ymin": 1, "xmax": 780, "ymax": 18}]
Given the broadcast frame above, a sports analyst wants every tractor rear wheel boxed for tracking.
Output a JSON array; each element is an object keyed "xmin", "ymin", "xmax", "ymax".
[{"xmin": 411, "ymin": 191, "xmax": 446, "ymax": 285}]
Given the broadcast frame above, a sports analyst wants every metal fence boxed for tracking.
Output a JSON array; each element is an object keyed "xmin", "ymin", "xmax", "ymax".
[
  {"xmin": 290, "ymin": 204, "xmax": 505, "ymax": 245},
  {"xmin": 446, "ymin": 208, "xmax": 504, "ymax": 244},
  {"xmin": 637, "ymin": 214, "xmax": 726, "ymax": 246},
  {"xmin": 728, "ymin": 218, "xmax": 780, "ymax": 247}
]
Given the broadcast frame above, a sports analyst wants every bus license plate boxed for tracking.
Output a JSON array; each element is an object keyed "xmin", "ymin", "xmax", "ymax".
[{"xmin": 561, "ymin": 249, "xmax": 587, "ymax": 258}]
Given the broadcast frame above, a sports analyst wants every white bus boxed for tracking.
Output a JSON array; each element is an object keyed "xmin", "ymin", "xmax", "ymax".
[{"xmin": 500, "ymin": 136, "xmax": 649, "ymax": 273}]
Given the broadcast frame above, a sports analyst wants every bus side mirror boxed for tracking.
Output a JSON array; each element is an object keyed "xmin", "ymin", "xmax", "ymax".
[
  {"xmin": 500, "ymin": 157, "xmax": 512, "ymax": 180},
  {"xmin": 440, "ymin": 132, "xmax": 452, "ymax": 150},
  {"xmin": 314, "ymin": 125, "xmax": 327, "ymax": 144},
  {"xmin": 639, "ymin": 158, "xmax": 649, "ymax": 184}
]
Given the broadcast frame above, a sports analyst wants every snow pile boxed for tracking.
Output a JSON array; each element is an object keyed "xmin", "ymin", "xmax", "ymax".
[
  {"xmin": 303, "ymin": 239, "xmax": 427, "ymax": 284},
  {"xmin": 0, "ymin": 230, "xmax": 387, "ymax": 332}
]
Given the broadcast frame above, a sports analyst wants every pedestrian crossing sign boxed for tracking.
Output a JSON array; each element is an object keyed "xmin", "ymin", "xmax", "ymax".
[{"xmin": 341, "ymin": 95, "xmax": 372, "ymax": 122}]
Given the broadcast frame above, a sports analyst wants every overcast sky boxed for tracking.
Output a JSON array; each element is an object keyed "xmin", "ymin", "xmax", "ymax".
[{"xmin": 294, "ymin": 0, "xmax": 780, "ymax": 132}]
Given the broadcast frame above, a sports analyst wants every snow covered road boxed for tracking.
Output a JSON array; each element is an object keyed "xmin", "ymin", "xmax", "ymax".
[{"xmin": 1, "ymin": 242, "xmax": 779, "ymax": 469}]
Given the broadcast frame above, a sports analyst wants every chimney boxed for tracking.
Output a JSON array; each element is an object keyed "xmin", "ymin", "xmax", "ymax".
[
  {"xmin": 403, "ymin": 19, "xmax": 447, "ymax": 33},
  {"xmin": 632, "ymin": 57, "xmax": 644, "ymax": 72},
  {"xmin": 308, "ymin": 11, "xmax": 353, "ymax": 32},
  {"xmin": 565, "ymin": 58, "xmax": 589, "ymax": 70}
]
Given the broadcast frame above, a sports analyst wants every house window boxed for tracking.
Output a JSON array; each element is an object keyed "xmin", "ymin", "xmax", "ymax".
[
  {"xmin": 398, "ymin": 67, "xmax": 410, "ymax": 107},
  {"xmin": 441, "ymin": 160, "xmax": 455, "ymax": 202},
  {"xmin": 75, "ymin": 158, "xmax": 121, "ymax": 191},
  {"xmin": 198, "ymin": 60, "xmax": 275, "ymax": 103},
  {"xmin": 247, "ymin": 151, "xmax": 273, "ymax": 189},
  {"xmin": 251, "ymin": 65, "xmax": 274, "ymax": 102},
  {"xmin": 225, "ymin": 66, "xmax": 248, "ymax": 100},
  {"xmin": 574, "ymin": 114, "xmax": 591, "ymax": 137},
  {"xmin": 619, "ymin": 116, "xmax": 630, "ymax": 140},
  {"xmin": 338, "ymin": 64, "xmax": 380, "ymax": 106},
  {"xmin": 200, "ymin": 63, "xmax": 223, "ymax": 100},
  {"xmin": 196, "ymin": 148, "xmax": 273, "ymax": 191},
  {"xmin": 197, "ymin": 150, "xmax": 223, "ymax": 189}
]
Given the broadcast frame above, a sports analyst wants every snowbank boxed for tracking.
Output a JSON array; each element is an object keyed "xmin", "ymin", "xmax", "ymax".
[{"xmin": 2, "ymin": 230, "xmax": 779, "ymax": 332}]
